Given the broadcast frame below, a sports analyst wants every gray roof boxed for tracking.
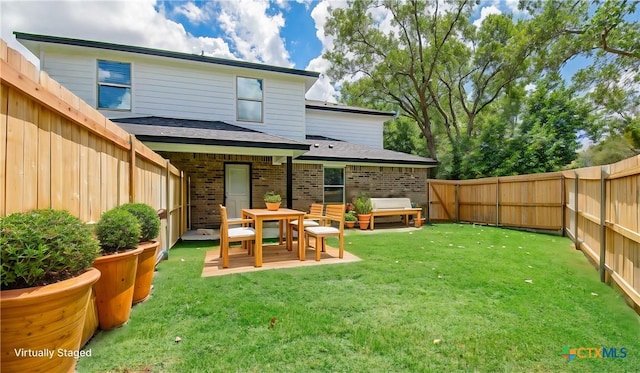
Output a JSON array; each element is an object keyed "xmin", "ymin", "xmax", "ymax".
[
  {"xmin": 111, "ymin": 117, "xmax": 309, "ymax": 151},
  {"xmin": 305, "ymin": 100, "xmax": 395, "ymax": 117},
  {"xmin": 299, "ymin": 136, "xmax": 437, "ymax": 166},
  {"xmin": 14, "ymin": 32, "xmax": 319, "ymax": 79},
  {"xmin": 110, "ymin": 117, "xmax": 437, "ymax": 167}
]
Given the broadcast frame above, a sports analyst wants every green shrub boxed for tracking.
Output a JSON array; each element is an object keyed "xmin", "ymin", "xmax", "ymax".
[
  {"xmin": 95, "ymin": 208, "xmax": 141, "ymax": 254},
  {"xmin": 119, "ymin": 203, "xmax": 160, "ymax": 242},
  {"xmin": 264, "ymin": 191, "xmax": 282, "ymax": 203},
  {"xmin": 353, "ymin": 193, "xmax": 372, "ymax": 215},
  {"xmin": 345, "ymin": 211, "xmax": 358, "ymax": 221},
  {"xmin": 0, "ymin": 209, "xmax": 100, "ymax": 290}
]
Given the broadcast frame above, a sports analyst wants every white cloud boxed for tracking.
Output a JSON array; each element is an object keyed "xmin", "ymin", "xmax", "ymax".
[
  {"xmin": 0, "ymin": 0, "xmax": 237, "ymax": 66},
  {"xmin": 216, "ymin": 0, "xmax": 291, "ymax": 66},
  {"xmin": 473, "ymin": 5, "xmax": 502, "ymax": 28},
  {"xmin": 174, "ymin": 2, "xmax": 210, "ymax": 24}
]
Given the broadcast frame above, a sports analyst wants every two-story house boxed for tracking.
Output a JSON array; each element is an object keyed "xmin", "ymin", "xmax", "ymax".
[{"xmin": 15, "ymin": 32, "xmax": 437, "ymax": 230}]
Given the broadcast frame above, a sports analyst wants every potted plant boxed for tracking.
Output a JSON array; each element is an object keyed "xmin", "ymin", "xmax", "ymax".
[
  {"xmin": 93, "ymin": 207, "xmax": 143, "ymax": 330},
  {"xmin": 354, "ymin": 193, "xmax": 373, "ymax": 230},
  {"xmin": 1, "ymin": 209, "xmax": 101, "ymax": 373},
  {"xmin": 344, "ymin": 211, "xmax": 357, "ymax": 228},
  {"xmin": 119, "ymin": 203, "xmax": 161, "ymax": 304},
  {"xmin": 264, "ymin": 191, "xmax": 282, "ymax": 211}
]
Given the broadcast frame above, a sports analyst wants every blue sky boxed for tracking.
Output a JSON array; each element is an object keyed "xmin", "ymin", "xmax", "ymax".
[{"xmin": 1, "ymin": 0, "xmax": 635, "ymax": 101}]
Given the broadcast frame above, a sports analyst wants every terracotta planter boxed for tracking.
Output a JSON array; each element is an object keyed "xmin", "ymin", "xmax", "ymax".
[
  {"xmin": 132, "ymin": 241, "xmax": 160, "ymax": 304},
  {"xmin": 345, "ymin": 221, "xmax": 356, "ymax": 229},
  {"xmin": 1, "ymin": 268, "xmax": 101, "ymax": 373},
  {"xmin": 414, "ymin": 218, "xmax": 425, "ymax": 228},
  {"xmin": 357, "ymin": 214, "xmax": 371, "ymax": 230},
  {"xmin": 81, "ymin": 287, "xmax": 99, "ymax": 347},
  {"xmin": 92, "ymin": 247, "xmax": 143, "ymax": 330},
  {"xmin": 265, "ymin": 202, "xmax": 281, "ymax": 211}
]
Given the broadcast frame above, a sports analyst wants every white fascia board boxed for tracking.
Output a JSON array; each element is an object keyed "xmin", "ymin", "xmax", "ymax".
[
  {"xmin": 293, "ymin": 159, "xmax": 436, "ymax": 169},
  {"xmin": 142, "ymin": 142, "xmax": 307, "ymax": 158}
]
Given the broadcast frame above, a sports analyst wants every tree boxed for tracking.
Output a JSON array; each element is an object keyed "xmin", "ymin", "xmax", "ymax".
[
  {"xmin": 522, "ymin": 0, "xmax": 640, "ymax": 147},
  {"xmin": 324, "ymin": 0, "xmax": 536, "ymax": 178}
]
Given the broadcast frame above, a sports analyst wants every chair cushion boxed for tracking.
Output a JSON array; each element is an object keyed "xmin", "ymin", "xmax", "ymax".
[
  {"xmin": 290, "ymin": 219, "xmax": 320, "ymax": 227},
  {"xmin": 305, "ymin": 226, "xmax": 340, "ymax": 235},
  {"xmin": 228, "ymin": 227, "xmax": 255, "ymax": 239}
]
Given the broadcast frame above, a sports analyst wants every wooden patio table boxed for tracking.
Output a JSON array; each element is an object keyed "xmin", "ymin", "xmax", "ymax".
[{"xmin": 241, "ymin": 208, "xmax": 306, "ymax": 267}]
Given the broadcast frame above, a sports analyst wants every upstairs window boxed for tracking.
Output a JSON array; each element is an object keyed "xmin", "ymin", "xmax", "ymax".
[
  {"xmin": 97, "ymin": 60, "xmax": 131, "ymax": 110},
  {"xmin": 237, "ymin": 77, "xmax": 263, "ymax": 122},
  {"xmin": 323, "ymin": 167, "xmax": 345, "ymax": 203}
]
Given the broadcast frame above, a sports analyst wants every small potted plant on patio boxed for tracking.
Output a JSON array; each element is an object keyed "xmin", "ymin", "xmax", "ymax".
[
  {"xmin": 264, "ymin": 191, "xmax": 282, "ymax": 211},
  {"xmin": 1, "ymin": 209, "xmax": 101, "ymax": 373},
  {"xmin": 119, "ymin": 203, "xmax": 161, "ymax": 304},
  {"xmin": 344, "ymin": 210, "xmax": 357, "ymax": 228},
  {"xmin": 93, "ymin": 207, "xmax": 143, "ymax": 330},
  {"xmin": 354, "ymin": 193, "xmax": 373, "ymax": 230}
]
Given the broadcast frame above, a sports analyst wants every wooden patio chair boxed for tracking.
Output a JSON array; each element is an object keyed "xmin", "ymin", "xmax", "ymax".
[
  {"xmin": 287, "ymin": 203, "xmax": 324, "ymax": 251},
  {"xmin": 304, "ymin": 204, "xmax": 345, "ymax": 261},
  {"xmin": 219, "ymin": 205, "xmax": 255, "ymax": 268}
]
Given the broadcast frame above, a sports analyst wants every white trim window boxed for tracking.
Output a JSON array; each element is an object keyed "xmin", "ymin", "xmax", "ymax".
[
  {"xmin": 237, "ymin": 76, "xmax": 263, "ymax": 122},
  {"xmin": 323, "ymin": 167, "xmax": 345, "ymax": 203},
  {"xmin": 97, "ymin": 60, "xmax": 131, "ymax": 110}
]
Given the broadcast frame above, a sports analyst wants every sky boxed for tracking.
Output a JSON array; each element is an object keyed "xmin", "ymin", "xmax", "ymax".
[{"xmin": 0, "ymin": 0, "xmax": 618, "ymax": 103}]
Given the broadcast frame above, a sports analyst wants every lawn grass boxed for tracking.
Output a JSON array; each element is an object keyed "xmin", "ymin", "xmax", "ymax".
[{"xmin": 77, "ymin": 223, "xmax": 640, "ymax": 372}]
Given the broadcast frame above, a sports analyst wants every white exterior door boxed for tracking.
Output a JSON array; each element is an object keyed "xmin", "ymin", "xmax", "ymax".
[{"xmin": 225, "ymin": 164, "xmax": 250, "ymax": 219}]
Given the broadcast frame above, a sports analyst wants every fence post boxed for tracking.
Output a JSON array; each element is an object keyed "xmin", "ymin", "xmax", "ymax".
[
  {"xmin": 496, "ymin": 178, "xmax": 500, "ymax": 227},
  {"xmin": 561, "ymin": 175, "xmax": 565, "ymax": 237},
  {"xmin": 165, "ymin": 159, "xmax": 171, "ymax": 251},
  {"xmin": 574, "ymin": 171, "xmax": 579, "ymax": 249},
  {"xmin": 129, "ymin": 134, "xmax": 136, "ymax": 203},
  {"xmin": 600, "ymin": 165, "xmax": 609, "ymax": 282},
  {"xmin": 455, "ymin": 183, "xmax": 460, "ymax": 223},
  {"xmin": 426, "ymin": 180, "xmax": 431, "ymax": 225}
]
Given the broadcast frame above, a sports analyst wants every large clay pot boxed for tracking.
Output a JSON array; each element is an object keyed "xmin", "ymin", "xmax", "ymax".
[
  {"xmin": 92, "ymin": 247, "xmax": 143, "ymax": 330},
  {"xmin": 357, "ymin": 214, "xmax": 371, "ymax": 230},
  {"xmin": 1, "ymin": 268, "xmax": 101, "ymax": 373},
  {"xmin": 132, "ymin": 241, "xmax": 160, "ymax": 304}
]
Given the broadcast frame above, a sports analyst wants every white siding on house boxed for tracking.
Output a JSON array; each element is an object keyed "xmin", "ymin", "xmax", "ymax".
[
  {"xmin": 305, "ymin": 110, "xmax": 386, "ymax": 148},
  {"xmin": 42, "ymin": 54, "xmax": 97, "ymax": 106},
  {"xmin": 37, "ymin": 49, "xmax": 307, "ymax": 141}
]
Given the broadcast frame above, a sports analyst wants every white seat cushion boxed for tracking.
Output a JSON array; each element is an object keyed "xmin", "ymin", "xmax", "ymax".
[
  {"xmin": 305, "ymin": 226, "xmax": 340, "ymax": 235},
  {"xmin": 228, "ymin": 227, "xmax": 255, "ymax": 239},
  {"xmin": 290, "ymin": 219, "xmax": 320, "ymax": 227}
]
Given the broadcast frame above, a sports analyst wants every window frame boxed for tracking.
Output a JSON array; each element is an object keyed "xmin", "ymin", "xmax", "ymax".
[
  {"xmin": 323, "ymin": 166, "xmax": 345, "ymax": 204},
  {"xmin": 236, "ymin": 76, "xmax": 264, "ymax": 123},
  {"xmin": 96, "ymin": 59, "xmax": 132, "ymax": 111}
]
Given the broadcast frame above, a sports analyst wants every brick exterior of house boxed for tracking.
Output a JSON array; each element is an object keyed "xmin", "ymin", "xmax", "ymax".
[{"xmin": 161, "ymin": 152, "xmax": 429, "ymax": 229}]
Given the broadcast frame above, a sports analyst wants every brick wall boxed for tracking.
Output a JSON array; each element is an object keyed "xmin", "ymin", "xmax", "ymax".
[{"xmin": 160, "ymin": 152, "xmax": 429, "ymax": 229}]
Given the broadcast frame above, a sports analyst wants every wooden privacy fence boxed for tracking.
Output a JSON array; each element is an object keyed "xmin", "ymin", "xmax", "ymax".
[
  {"xmin": 0, "ymin": 40, "xmax": 187, "ymax": 253},
  {"xmin": 428, "ymin": 155, "xmax": 640, "ymax": 311}
]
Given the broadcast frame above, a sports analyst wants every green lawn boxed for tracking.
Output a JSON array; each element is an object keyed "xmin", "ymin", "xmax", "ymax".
[{"xmin": 77, "ymin": 224, "xmax": 640, "ymax": 372}]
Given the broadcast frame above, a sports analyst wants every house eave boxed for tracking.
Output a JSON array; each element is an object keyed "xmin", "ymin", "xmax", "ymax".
[
  {"xmin": 141, "ymin": 141, "xmax": 308, "ymax": 158},
  {"xmin": 294, "ymin": 157, "xmax": 437, "ymax": 168}
]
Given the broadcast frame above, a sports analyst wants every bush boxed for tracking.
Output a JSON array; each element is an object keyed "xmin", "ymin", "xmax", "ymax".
[
  {"xmin": 0, "ymin": 209, "xmax": 100, "ymax": 290},
  {"xmin": 345, "ymin": 211, "xmax": 357, "ymax": 221},
  {"xmin": 119, "ymin": 203, "xmax": 160, "ymax": 242},
  {"xmin": 264, "ymin": 191, "xmax": 282, "ymax": 203},
  {"xmin": 95, "ymin": 208, "xmax": 141, "ymax": 254},
  {"xmin": 353, "ymin": 193, "xmax": 372, "ymax": 215}
]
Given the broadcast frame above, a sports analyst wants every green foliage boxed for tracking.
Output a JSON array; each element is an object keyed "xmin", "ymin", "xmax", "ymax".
[
  {"xmin": 263, "ymin": 191, "xmax": 282, "ymax": 203},
  {"xmin": 95, "ymin": 208, "xmax": 141, "ymax": 254},
  {"xmin": 119, "ymin": 203, "xmax": 160, "ymax": 242},
  {"xmin": 0, "ymin": 209, "xmax": 100, "ymax": 290},
  {"xmin": 344, "ymin": 211, "xmax": 358, "ymax": 222},
  {"xmin": 353, "ymin": 193, "xmax": 372, "ymax": 215}
]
